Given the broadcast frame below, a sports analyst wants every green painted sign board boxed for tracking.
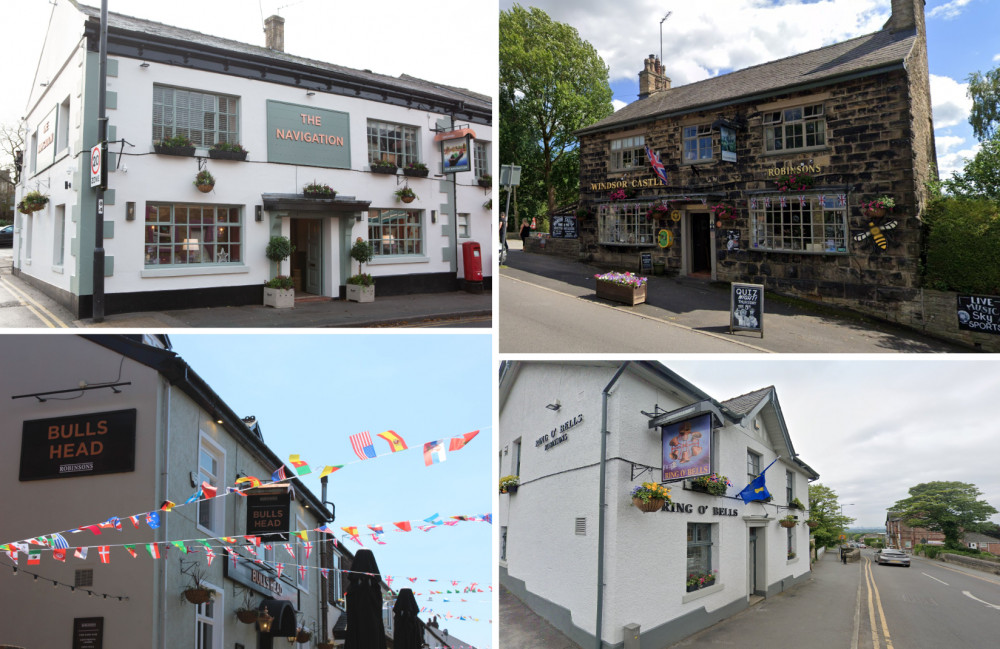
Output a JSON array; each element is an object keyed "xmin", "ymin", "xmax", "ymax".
[{"xmin": 266, "ymin": 100, "xmax": 351, "ymax": 168}]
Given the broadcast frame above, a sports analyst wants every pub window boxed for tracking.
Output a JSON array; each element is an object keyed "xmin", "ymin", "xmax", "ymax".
[
  {"xmin": 687, "ymin": 523, "xmax": 713, "ymax": 576},
  {"xmin": 512, "ymin": 438, "xmax": 521, "ymax": 477},
  {"xmin": 53, "ymin": 204, "xmax": 66, "ymax": 267},
  {"xmin": 786, "ymin": 470, "xmax": 794, "ymax": 503},
  {"xmin": 197, "ymin": 433, "xmax": 226, "ymax": 536},
  {"xmin": 597, "ymin": 202, "xmax": 656, "ymax": 246},
  {"xmin": 153, "ymin": 85, "xmax": 240, "ymax": 147},
  {"xmin": 500, "ymin": 527, "xmax": 508, "ymax": 562},
  {"xmin": 458, "ymin": 212, "xmax": 470, "ymax": 239},
  {"xmin": 750, "ymin": 195, "xmax": 848, "ymax": 253},
  {"xmin": 747, "ymin": 450, "xmax": 761, "ymax": 480},
  {"xmin": 331, "ymin": 550, "xmax": 344, "ymax": 608},
  {"xmin": 368, "ymin": 209, "xmax": 423, "ymax": 257},
  {"xmin": 609, "ymin": 135, "xmax": 645, "ymax": 172},
  {"xmin": 787, "ymin": 527, "xmax": 795, "ymax": 558},
  {"xmin": 683, "ymin": 125, "xmax": 712, "ymax": 163},
  {"xmin": 195, "ymin": 581, "xmax": 222, "ymax": 649},
  {"xmin": 367, "ymin": 120, "xmax": 419, "ymax": 167},
  {"xmin": 57, "ymin": 96, "xmax": 71, "ymax": 154},
  {"xmin": 474, "ymin": 141, "xmax": 491, "ymax": 178},
  {"xmin": 145, "ymin": 204, "xmax": 243, "ymax": 267},
  {"xmin": 764, "ymin": 103, "xmax": 825, "ymax": 152}
]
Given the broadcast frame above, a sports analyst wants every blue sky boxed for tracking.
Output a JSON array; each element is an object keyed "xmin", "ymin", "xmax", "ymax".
[
  {"xmin": 168, "ymin": 333, "xmax": 493, "ymax": 649},
  {"xmin": 500, "ymin": 0, "xmax": 999, "ymax": 180}
]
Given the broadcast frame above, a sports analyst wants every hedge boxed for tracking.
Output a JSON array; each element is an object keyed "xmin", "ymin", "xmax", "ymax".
[{"xmin": 922, "ymin": 197, "xmax": 1000, "ymax": 294}]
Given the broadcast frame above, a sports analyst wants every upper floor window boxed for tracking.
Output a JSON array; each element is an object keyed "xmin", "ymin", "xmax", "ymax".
[
  {"xmin": 786, "ymin": 470, "xmax": 794, "ymax": 503},
  {"xmin": 764, "ymin": 104, "xmax": 825, "ymax": 152},
  {"xmin": 747, "ymin": 450, "xmax": 761, "ymax": 479},
  {"xmin": 153, "ymin": 85, "xmax": 239, "ymax": 147},
  {"xmin": 609, "ymin": 135, "xmax": 645, "ymax": 172},
  {"xmin": 683, "ymin": 125, "xmax": 712, "ymax": 163},
  {"xmin": 474, "ymin": 141, "xmax": 490, "ymax": 178},
  {"xmin": 367, "ymin": 120, "xmax": 419, "ymax": 167},
  {"xmin": 197, "ymin": 434, "xmax": 225, "ymax": 536}
]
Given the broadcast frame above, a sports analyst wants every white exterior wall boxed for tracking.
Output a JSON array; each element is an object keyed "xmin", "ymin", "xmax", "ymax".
[{"xmin": 500, "ymin": 362, "xmax": 814, "ymax": 648}]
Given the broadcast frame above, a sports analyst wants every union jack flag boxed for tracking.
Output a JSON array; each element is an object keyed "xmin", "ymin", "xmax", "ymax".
[
  {"xmin": 644, "ymin": 146, "xmax": 669, "ymax": 186},
  {"xmin": 799, "ymin": 195, "xmax": 806, "ymax": 207},
  {"xmin": 838, "ymin": 194, "xmax": 847, "ymax": 206}
]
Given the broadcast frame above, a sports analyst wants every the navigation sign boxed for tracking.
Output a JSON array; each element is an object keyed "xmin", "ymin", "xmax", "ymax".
[
  {"xmin": 730, "ymin": 283, "xmax": 764, "ymax": 337},
  {"xmin": 90, "ymin": 144, "xmax": 102, "ymax": 188}
]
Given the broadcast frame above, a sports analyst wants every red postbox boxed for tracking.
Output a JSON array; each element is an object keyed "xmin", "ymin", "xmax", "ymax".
[{"xmin": 461, "ymin": 241, "xmax": 483, "ymax": 282}]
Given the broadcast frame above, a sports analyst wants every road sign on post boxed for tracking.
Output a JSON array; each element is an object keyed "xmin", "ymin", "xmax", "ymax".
[
  {"xmin": 500, "ymin": 165, "xmax": 521, "ymax": 187},
  {"xmin": 90, "ymin": 144, "xmax": 101, "ymax": 188}
]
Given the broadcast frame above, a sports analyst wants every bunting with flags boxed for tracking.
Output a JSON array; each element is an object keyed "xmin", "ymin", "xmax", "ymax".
[
  {"xmin": 288, "ymin": 455, "xmax": 311, "ymax": 476},
  {"xmin": 349, "ymin": 431, "xmax": 377, "ymax": 460},
  {"xmin": 423, "ymin": 440, "xmax": 447, "ymax": 466}
]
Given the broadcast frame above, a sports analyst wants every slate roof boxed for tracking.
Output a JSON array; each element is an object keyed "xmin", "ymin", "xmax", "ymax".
[
  {"xmin": 73, "ymin": 2, "xmax": 490, "ymax": 112},
  {"xmin": 578, "ymin": 27, "xmax": 917, "ymax": 135},
  {"xmin": 720, "ymin": 386, "xmax": 774, "ymax": 416}
]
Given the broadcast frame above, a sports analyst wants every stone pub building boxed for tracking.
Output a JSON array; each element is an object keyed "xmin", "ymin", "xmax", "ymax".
[{"xmin": 574, "ymin": 0, "xmax": 935, "ymax": 322}]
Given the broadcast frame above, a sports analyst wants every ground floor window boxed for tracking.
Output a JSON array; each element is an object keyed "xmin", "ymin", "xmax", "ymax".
[
  {"xmin": 597, "ymin": 202, "xmax": 655, "ymax": 246},
  {"xmin": 687, "ymin": 522, "xmax": 713, "ymax": 575},
  {"xmin": 368, "ymin": 209, "xmax": 422, "ymax": 257},
  {"xmin": 195, "ymin": 583, "xmax": 221, "ymax": 649},
  {"xmin": 749, "ymin": 194, "xmax": 848, "ymax": 253},
  {"xmin": 501, "ymin": 526, "xmax": 507, "ymax": 562},
  {"xmin": 145, "ymin": 204, "xmax": 243, "ymax": 267},
  {"xmin": 787, "ymin": 527, "xmax": 796, "ymax": 559}
]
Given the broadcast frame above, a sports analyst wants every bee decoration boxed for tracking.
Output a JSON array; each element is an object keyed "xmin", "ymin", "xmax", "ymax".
[{"xmin": 853, "ymin": 218, "xmax": 898, "ymax": 252}]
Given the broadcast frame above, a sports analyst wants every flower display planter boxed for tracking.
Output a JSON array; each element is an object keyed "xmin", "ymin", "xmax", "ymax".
[
  {"xmin": 263, "ymin": 287, "xmax": 295, "ymax": 308},
  {"xmin": 403, "ymin": 167, "xmax": 429, "ymax": 177},
  {"xmin": 780, "ymin": 518, "xmax": 798, "ymax": 528},
  {"xmin": 304, "ymin": 190, "xmax": 337, "ymax": 199},
  {"xmin": 503, "ymin": 484, "xmax": 518, "ymax": 494},
  {"xmin": 184, "ymin": 588, "xmax": 213, "ymax": 605},
  {"xmin": 208, "ymin": 149, "xmax": 248, "ymax": 161},
  {"xmin": 346, "ymin": 284, "xmax": 375, "ymax": 303},
  {"xmin": 806, "ymin": 520, "xmax": 819, "ymax": 528},
  {"xmin": 154, "ymin": 144, "xmax": 196, "ymax": 157},
  {"xmin": 632, "ymin": 497, "xmax": 664, "ymax": 513},
  {"xmin": 596, "ymin": 279, "xmax": 646, "ymax": 306},
  {"xmin": 196, "ymin": 183, "xmax": 214, "ymax": 193},
  {"xmin": 236, "ymin": 609, "xmax": 259, "ymax": 624},
  {"xmin": 370, "ymin": 164, "xmax": 398, "ymax": 175},
  {"xmin": 401, "ymin": 195, "xmax": 415, "ymax": 204},
  {"xmin": 477, "ymin": 178, "xmax": 492, "ymax": 188},
  {"xmin": 686, "ymin": 584, "xmax": 698, "ymax": 592}
]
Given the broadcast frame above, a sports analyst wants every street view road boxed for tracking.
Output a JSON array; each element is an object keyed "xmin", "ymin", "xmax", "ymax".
[{"xmin": 499, "ymin": 244, "xmax": 967, "ymax": 353}]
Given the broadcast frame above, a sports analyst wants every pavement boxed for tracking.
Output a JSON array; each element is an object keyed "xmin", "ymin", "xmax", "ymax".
[{"xmin": 500, "ymin": 239, "xmax": 970, "ymax": 353}]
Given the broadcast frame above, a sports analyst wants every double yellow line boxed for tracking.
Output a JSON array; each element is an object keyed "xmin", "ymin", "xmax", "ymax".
[
  {"xmin": 862, "ymin": 555, "xmax": 894, "ymax": 649},
  {"xmin": 0, "ymin": 276, "xmax": 70, "ymax": 328}
]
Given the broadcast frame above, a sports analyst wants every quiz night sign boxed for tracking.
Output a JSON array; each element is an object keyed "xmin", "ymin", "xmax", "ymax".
[{"xmin": 19, "ymin": 409, "xmax": 136, "ymax": 482}]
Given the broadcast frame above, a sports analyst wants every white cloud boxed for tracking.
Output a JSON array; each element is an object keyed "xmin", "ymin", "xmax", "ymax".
[
  {"xmin": 937, "ymin": 141, "xmax": 981, "ymax": 181},
  {"xmin": 993, "ymin": 53, "xmax": 1000, "ymax": 62},
  {"xmin": 612, "ymin": 99, "xmax": 629, "ymax": 112},
  {"xmin": 934, "ymin": 135, "xmax": 966, "ymax": 154},
  {"xmin": 928, "ymin": 0, "xmax": 976, "ymax": 20},
  {"xmin": 930, "ymin": 73, "xmax": 972, "ymax": 129}
]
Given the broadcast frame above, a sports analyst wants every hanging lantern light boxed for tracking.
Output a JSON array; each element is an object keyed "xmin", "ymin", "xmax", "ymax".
[{"xmin": 257, "ymin": 607, "xmax": 273, "ymax": 633}]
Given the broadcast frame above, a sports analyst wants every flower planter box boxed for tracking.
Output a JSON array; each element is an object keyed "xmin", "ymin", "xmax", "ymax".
[
  {"xmin": 477, "ymin": 178, "xmax": 492, "ymax": 188},
  {"xmin": 403, "ymin": 168, "xmax": 429, "ymax": 177},
  {"xmin": 154, "ymin": 144, "xmax": 196, "ymax": 157},
  {"xmin": 502, "ymin": 484, "xmax": 518, "ymax": 495},
  {"xmin": 263, "ymin": 287, "xmax": 295, "ymax": 308},
  {"xmin": 346, "ymin": 284, "xmax": 375, "ymax": 303},
  {"xmin": 304, "ymin": 191, "xmax": 337, "ymax": 199},
  {"xmin": 208, "ymin": 149, "xmax": 248, "ymax": 161},
  {"xmin": 686, "ymin": 584, "xmax": 698, "ymax": 592},
  {"xmin": 370, "ymin": 164, "xmax": 398, "ymax": 175},
  {"xmin": 632, "ymin": 497, "xmax": 664, "ymax": 513},
  {"xmin": 596, "ymin": 279, "xmax": 646, "ymax": 306}
]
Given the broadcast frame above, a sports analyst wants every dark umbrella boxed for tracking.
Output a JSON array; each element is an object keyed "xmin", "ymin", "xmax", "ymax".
[
  {"xmin": 393, "ymin": 588, "xmax": 425, "ymax": 649},
  {"xmin": 344, "ymin": 549, "xmax": 387, "ymax": 649}
]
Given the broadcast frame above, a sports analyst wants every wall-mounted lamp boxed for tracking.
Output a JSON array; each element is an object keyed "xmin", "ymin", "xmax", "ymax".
[
  {"xmin": 65, "ymin": 181, "xmax": 71, "ymax": 189},
  {"xmin": 126, "ymin": 202, "xmax": 136, "ymax": 221},
  {"xmin": 140, "ymin": 61, "xmax": 150, "ymax": 68},
  {"xmin": 255, "ymin": 205, "xmax": 262, "ymax": 222},
  {"xmin": 257, "ymin": 607, "xmax": 273, "ymax": 633},
  {"xmin": 546, "ymin": 401, "xmax": 562, "ymax": 411}
]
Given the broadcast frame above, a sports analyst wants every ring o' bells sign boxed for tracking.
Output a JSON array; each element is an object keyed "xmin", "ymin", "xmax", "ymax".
[{"xmin": 436, "ymin": 127, "xmax": 476, "ymax": 174}]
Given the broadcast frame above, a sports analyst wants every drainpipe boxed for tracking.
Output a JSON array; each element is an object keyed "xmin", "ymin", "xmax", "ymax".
[{"xmin": 596, "ymin": 362, "xmax": 630, "ymax": 649}]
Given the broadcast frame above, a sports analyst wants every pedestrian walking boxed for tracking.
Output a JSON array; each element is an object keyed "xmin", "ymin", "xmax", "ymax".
[
  {"xmin": 519, "ymin": 218, "xmax": 531, "ymax": 241},
  {"xmin": 499, "ymin": 211, "xmax": 508, "ymax": 262},
  {"xmin": 841, "ymin": 545, "xmax": 847, "ymax": 564}
]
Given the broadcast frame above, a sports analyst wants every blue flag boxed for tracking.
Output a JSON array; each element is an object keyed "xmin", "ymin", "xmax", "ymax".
[
  {"xmin": 146, "ymin": 511, "xmax": 161, "ymax": 529},
  {"xmin": 739, "ymin": 458, "xmax": 778, "ymax": 504}
]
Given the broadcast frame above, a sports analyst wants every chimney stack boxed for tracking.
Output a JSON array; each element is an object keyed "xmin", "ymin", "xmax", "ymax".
[
  {"xmin": 638, "ymin": 54, "xmax": 671, "ymax": 99},
  {"xmin": 883, "ymin": 0, "xmax": 925, "ymax": 34},
  {"xmin": 265, "ymin": 15, "xmax": 285, "ymax": 52}
]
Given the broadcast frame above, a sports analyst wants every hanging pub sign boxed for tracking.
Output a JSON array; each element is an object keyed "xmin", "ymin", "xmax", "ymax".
[
  {"xmin": 246, "ymin": 488, "xmax": 291, "ymax": 540},
  {"xmin": 720, "ymin": 125, "xmax": 737, "ymax": 163},
  {"xmin": 956, "ymin": 295, "xmax": 1000, "ymax": 335},
  {"xmin": 436, "ymin": 127, "xmax": 475, "ymax": 174},
  {"xmin": 661, "ymin": 413, "xmax": 712, "ymax": 481},
  {"xmin": 19, "ymin": 409, "xmax": 136, "ymax": 482},
  {"xmin": 730, "ymin": 282, "xmax": 764, "ymax": 337}
]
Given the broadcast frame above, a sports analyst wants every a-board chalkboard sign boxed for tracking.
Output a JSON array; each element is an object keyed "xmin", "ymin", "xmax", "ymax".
[
  {"xmin": 551, "ymin": 215, "xmax": 578, "ymax": 239},
  {"xmin": 639, "ymin": 252, "xmax": 653, "ymax": 275},
  {"xmin": 730, "ymin": 283, "xmax": 764, "ymax": 337},
  {"xmin": 957, "ymin": 294, "xmax": 1000, "ymax": 335}
]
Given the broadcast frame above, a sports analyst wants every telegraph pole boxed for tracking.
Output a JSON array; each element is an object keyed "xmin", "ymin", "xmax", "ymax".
[{"xmin": 93, "ymin": 0, "xmax": 109, "ymax": 321}]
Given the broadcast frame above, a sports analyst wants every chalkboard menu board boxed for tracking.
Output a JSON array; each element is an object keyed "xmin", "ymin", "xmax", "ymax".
[
  {"xmin": 957, "ymin": 294, "xmax": 1000, "ymax": 335},
  {"xmin": 73, "ymin": 617, "xmax": 103, "ymax": 649},
  {"xmin": 551, "ymin": 215, "xmax": 578, "ymax": 239},
  {"xmin": 730, "ymin": 283, "xmax": 764, "ymax": 337},
  {"xmin": 639, "ymin": 252, "xmax": 653, "ymax": 274}
]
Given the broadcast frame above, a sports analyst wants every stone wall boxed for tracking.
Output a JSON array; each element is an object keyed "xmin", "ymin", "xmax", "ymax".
[
  {"xmin": 522, "ymin": 235, "xmax": 581, "ymax": 260},
  {"xmin": 940, "ymin": 553, "xmax": 1000, "ymax": 576}
]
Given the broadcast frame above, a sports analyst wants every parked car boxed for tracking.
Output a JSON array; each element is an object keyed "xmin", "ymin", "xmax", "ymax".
[
  {"xmin": 875, "ymin": 548, "xmax": 911, "ymax": 567},
  {"xmin": 0, "ymin": 224, "xmax": 12, "ymax": 247}
]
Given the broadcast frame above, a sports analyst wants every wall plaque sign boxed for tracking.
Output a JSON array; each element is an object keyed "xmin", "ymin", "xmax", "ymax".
[{"xmin": 19, "ymin": 409, "xmax": 136, "ymax": 482}]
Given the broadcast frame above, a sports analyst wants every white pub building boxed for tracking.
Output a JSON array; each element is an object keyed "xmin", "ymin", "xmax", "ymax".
[{"xmin": 499, "ymin": 361, "xmax": 819, "ymax": 648}]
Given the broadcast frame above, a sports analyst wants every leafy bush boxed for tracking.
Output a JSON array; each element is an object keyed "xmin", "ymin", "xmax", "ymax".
[
  {"xmin": 264, "ymin": 275, "xmax": 294, "ymax": 289},
  {"xmin": 922, "ymin": 196, "xmax": 1000, "ymax": 293}
]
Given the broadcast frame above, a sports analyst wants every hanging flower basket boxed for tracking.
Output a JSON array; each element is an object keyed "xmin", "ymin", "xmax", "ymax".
[
  {"xmin": 630, "ymin": 482, "xmax": 670, "ymax": 512},
  {"xmin": 862, "ymin": 195, "xmax": 894, "ymax": 218},
  {"xmin": 17, "ymin": 190, "xmax": 49, "ymax": 214},
  {"xmin": 236, "ymin": 609, "xmax": 259, "ymax": 624},
  {"xmin": 296, "ymin": 629, "xmax": 313, "ymax": 643},
  {"xmin": 184, "ymin": 587, "xmax": 213, "ymax": 605},
  {"xmin": 806, "ymin": 520, "xmax": 819, "ymax": 529},
  {"xmin": 194, "ymin": 170, "xmax": 215, "ymax": 193},
  {"xmin": 779, "ymin": 516, "xmax": 798, "ymax": 528},
  {"xmin": 395, "ymin": 187, "xmax": 418, "ymax": 204},
  {"xmin": 632, "ymin": 497, "xmax": 664, "ymax": 513}
]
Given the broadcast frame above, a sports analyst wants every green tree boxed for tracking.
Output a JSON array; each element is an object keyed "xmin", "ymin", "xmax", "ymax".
[
  {"xmin": 807, "ymin": 484, "xmax": 855, "ymax": 550},
  {"xmin": 890, "ymin": 481, "xmax": 998, "ymax": 549},
  {"xmin": 500, "ymin": 5, "xmax": 613, "ymax": 218},
  {"xmin": 941, "ymin": 135, "xmax": 1000, "ymax": 200},
  {"xmin": 967, "ymin": 66, "xmax": 1000, "ymax": 142}
]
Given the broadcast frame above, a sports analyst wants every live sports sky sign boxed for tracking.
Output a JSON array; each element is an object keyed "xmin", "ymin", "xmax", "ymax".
[{"xmin": 19, "ymin": 409, "xmax": 137, "ymax": 481}]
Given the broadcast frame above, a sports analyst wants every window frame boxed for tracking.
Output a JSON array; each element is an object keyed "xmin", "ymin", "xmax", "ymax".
[
  {"xmin": 366, "ymin": 120, "xmax": 419, "ymax": 167},
  {"xmin": 687, "ymin": 523, "xmax": 713, "ymax": 576},
  {"xmin": 682, "ymin": 124, "xmax": 713, "ymax": 164},
  {"xmin": 609, "ymin": 135, "xmax": 646, "ymax": 172},
  {"xmin": 474, "ymin": 141, "xmax": 490, "ymax": 178},
  {"xmin": 144, "ymin": 203, "xmax": 244, "ymax": 268},
  {"xmin": 196, "ymin": 432, "xmax": 226, "ymax": 537},
  {"xmin": 786, "ymin": 470, "xmax": 794, "ymax": 504},
  {"xmin": 194, "ymin": 580, "xmax": 222, "ymax": 649},
  {"xmin": 597, "ymin": 202, "xmax": 657, "ymax": 246},
  {"xmin": 152, "ymin": 84, "xmax": 240, "ymax": 148},
  {"xmin": 296, "ymin": 515, "xmax": 309, "ymax": 594},
  {"xmin": 763, "ymin": 103, "xmax": 826, "ymax": 153},
  {"xmin": 747, "ymin": 450, "xmax": 761, "ymax": 480},
  {"xmin": 750, "ymin": 194, "xmax": 848, "ymax": 253},
  {"xmin": 368, "ymin": 208, "xmax": 424, "ymax": 258},
  {"xmin": 787, "ymin": 526, "xmax": 796, "ymax": 559}
]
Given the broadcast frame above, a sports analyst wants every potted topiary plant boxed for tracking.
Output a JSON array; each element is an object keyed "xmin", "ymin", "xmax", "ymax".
[
  {"xmin": 370, "ymin": 159, "xmax": 398, "ymax": 174},
  {"xmin": 403, "ymin": 161, "xmax": 429, "ymax": 177},
  {"xmin": 394, "ymin": 187, "xmax": 418, "ymax": 204},
  {"xmin": 346, "ymin": 238, "xmax": 375, "ymax": 302},
  {"xmin": 154, "ymin": 134, "xmax": 195, "ymax": 156},
  {"xmin": 194, "ymin": 170, "xmax": 216, "ymax": 193},
  {"xmin": 208, "ymin": 141, "xmax": 248, "ymax": 161},
  {"xmin": 264, "ymin": 236, "xmax": 295, "ymax": 308}
]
